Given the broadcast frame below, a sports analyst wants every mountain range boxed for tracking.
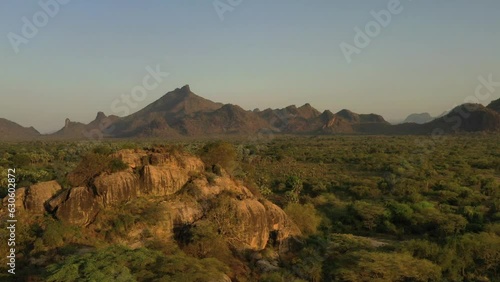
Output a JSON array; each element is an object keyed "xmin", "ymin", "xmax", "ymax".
[
  {"xmin": 403, "ymin": 113, "xmax": 434, "ymax": 124},
  {"xmin": 1, "ymin": 85, "xmax": 500, "ymax": 140},
  {"xmin": 402, "ymin": 110, "xmax": 451, "ymax": 124},
  {"xmin": 0, "ymin": 118, "xmax": 40, "ymax": 140}
]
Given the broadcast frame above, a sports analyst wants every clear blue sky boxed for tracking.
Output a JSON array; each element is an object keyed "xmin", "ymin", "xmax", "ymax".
[{"xmin": 1, "ymin": 0, "xmax": 499, "ymax": 133}]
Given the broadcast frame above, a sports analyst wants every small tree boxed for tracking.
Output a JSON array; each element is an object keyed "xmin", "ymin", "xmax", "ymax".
[
  {"xmin": 284, "ymin": 174, "xmax": 302, "ymax": 204},
  {"xmin": 284, "ymin": 203, "xmax": 321, "ymax": 236},
  {"xmin": 67, "ymin": 153, "xmax": 128, "ymax": 187},
  {"xmin": 199, "ymin": 141, "xmax": 238, "ymax": 175}
]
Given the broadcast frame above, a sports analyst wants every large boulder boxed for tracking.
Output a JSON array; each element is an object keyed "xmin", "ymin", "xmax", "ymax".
[
  {"xmin": 24, "ymin": 180, "xmax": 62, "ymax": 214},
  {"xmin": 232, "ymin": 199, "xmax": 271, "ymax": 250},
  {"xmin": 94, "ymin": 171, "xmax": 140, "ymax": 207},
  {"xmin": 142, "ymin": 165, "xmax": 190, "ymax": 196},
  {"xmin": 262, "ymin": 200, "xmax": 301, "ymax": 243},
  {"xmin": 225, "ymin": 198, "xmax": 301, "ymax": 250},
  {"xmin": 51, "ymin": 186, "xmax": 100, "ymax": 226},
  {"xmin": 184, "ymin": 175, "xmax": 301, "ymax": 250},
  {"xmin": 140, "ymin": 150, "xmax": 204, "ymax": 196},
  {"xmin": 38, "ymin": 148, "xmax": 300, "ymax": 251}
]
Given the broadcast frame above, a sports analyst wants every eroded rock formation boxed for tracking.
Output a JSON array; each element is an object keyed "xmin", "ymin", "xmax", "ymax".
[{"xmin": 2, "ymin": 148, "xmax": 300, "ymax": 251}]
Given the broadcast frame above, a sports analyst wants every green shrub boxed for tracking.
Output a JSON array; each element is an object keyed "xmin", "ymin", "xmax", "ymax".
[
  {"xmin": 109, "ymin": 158, "xmax": 128, "ymax": 173},
  {"xmin": 67, "ymin": 153, "xmax": 129, "ymax": 186},
  {"xmin": 199, "ymin": 141, "xmax": 238, "ymax": 175},
  {"xmin": 46, "ymin": 245, "xmax": 229, "ymax": 282},
  {"xmin": 284, "ymin": 203, "xmax": 321, "ymax": 236},
  {"xmin": 329, "ymin": 251, "xmax": 442, "ymax": 282}
]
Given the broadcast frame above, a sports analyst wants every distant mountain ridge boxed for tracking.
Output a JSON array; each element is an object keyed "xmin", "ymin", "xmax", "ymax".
[
  {"xmin": 426, "ymin": 103, "xmax": 500, "ymax": 133},
  {"xmin": 0, "ymin": 118, "xmax": 40, "ymax": 140},
  {"xmin": 52, "ymin": 112, "xmax": 120, "ymax": 139},
  {"xmin": 404, "ymin": 113, "xmax": 434, "ymax": 124},
  {"xmin": 46, "ymin": 85, "xmax": 393, "ymax": 138},
  {"xmin": 1, "ymin": 85, "xmax": 500, "ymax": 140}
]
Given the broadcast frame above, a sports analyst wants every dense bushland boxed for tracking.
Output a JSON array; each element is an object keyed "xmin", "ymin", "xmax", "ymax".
[{"xmin": 0, "ymin": 135, "xmax": 499, "ymax": 281}]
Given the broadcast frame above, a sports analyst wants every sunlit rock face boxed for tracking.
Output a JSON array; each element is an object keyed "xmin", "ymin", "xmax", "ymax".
[
  {"xmin": 51, "ymin": 186, "xmax": 100, "ymax": 226},
  {"xmin": 8, "ymin": 148, "xmax": 300, "ymax": 251}
]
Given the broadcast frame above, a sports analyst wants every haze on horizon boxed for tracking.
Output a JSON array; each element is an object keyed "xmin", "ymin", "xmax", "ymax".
[{"xmin": 1, "ymin": 0, "xmax": 499, "ymax": 133}]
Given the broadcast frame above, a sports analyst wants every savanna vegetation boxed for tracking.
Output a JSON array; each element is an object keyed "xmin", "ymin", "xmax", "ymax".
[{"xmin": 0, "ymin": 134, "xmax": 499, "ymax": 281}]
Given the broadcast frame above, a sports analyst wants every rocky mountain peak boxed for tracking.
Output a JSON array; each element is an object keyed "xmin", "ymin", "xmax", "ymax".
[
  {"xmin": 95, "ymin": 111, "xmax": 107, "ymax": 121},
  {"xmin": 336, "ymin": 109, "xmax": 359, "ymax": 122},
  {"xmin": 180, "ymin": 84, "xmax": 191, "ymax": 92}
]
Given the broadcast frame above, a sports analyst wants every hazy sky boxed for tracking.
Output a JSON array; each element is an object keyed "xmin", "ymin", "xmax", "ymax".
[{"xmin": 1, "ymin": 0, "xmax": 500, "ymax": 133}]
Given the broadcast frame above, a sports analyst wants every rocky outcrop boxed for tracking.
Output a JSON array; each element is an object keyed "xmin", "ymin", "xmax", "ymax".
[
  {"xmin": 5, "ymin": 148, "xmax": 300, "ymax": 251},
  {"xmin": 184, "ymin": 174, "xmax": 301, "ymax": 250},
  {"xmin": 46, "ymin": 150, "xmax": 203, "ymax": 225}
]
